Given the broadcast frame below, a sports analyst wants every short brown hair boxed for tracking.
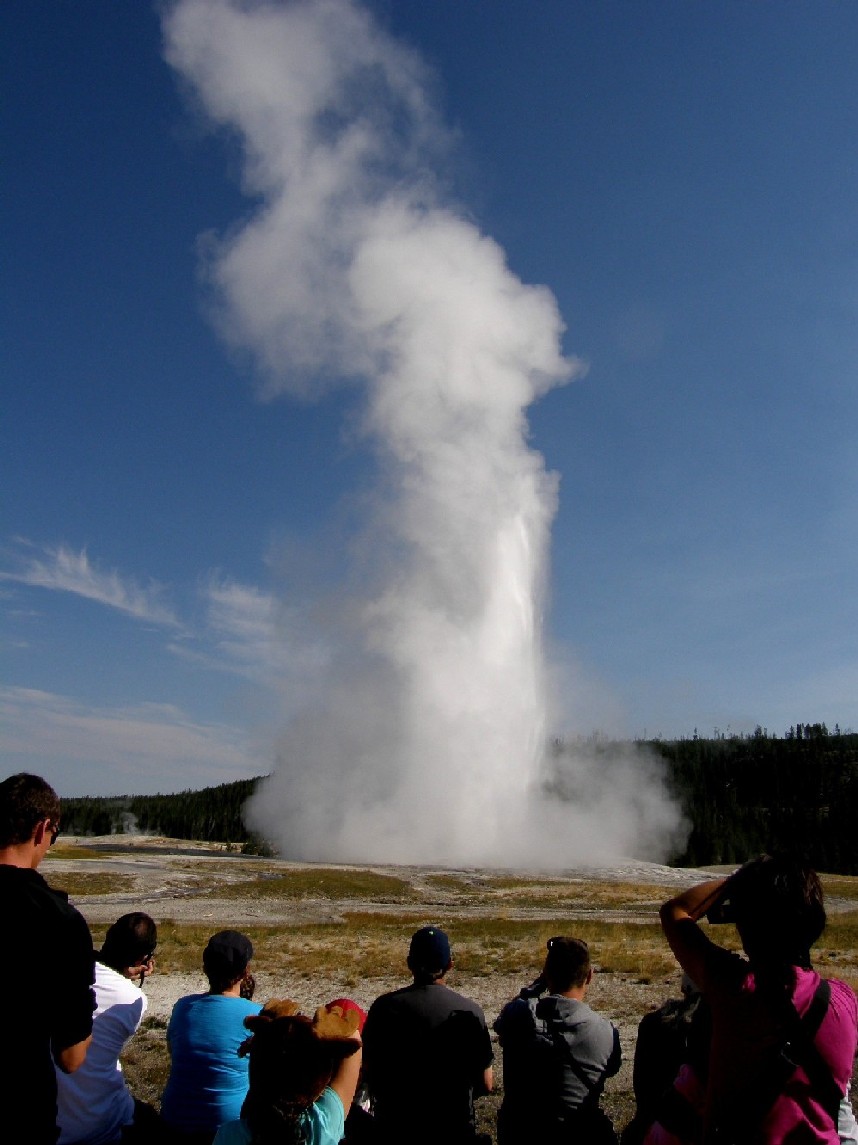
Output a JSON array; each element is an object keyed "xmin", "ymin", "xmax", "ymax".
[
  {"xmin": 0, "ymin": 773, "xmax": 60, "ymax": 848},
  {"xmin": 543, "ymin": 936, "xmax": 591, "ymax": 991}
]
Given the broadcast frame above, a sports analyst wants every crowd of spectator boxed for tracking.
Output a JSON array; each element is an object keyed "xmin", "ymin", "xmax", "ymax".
[{"xmin": 2, "ymin": 772, "xmax": 856, "ymax": 1145}]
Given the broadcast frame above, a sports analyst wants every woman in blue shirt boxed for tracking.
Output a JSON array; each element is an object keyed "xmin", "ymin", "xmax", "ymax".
[{"xmin": 161, "ymin": 931, "xmax": 262, "ymax": 1144}]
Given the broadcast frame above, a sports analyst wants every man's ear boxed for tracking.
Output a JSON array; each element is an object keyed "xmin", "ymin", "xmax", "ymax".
[
  {"xmin": 32, "ymin": 818, "xmax": 50, "ymax": 847},
  {"xmin": 585, "ymin": 968, "xmax": 594, "ymax": 986}
]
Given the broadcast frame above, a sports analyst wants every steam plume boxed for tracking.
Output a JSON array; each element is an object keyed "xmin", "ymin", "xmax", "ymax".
[{"xmin": 164, "ymin": 0, "xmax": 684, "ymax": 865}]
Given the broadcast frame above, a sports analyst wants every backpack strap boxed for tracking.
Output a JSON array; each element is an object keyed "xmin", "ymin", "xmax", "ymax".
[
  {"xmin": 713, "ymin": 977, "xmax": 843, "ymax": 1142},
  {"xmin": 781, "ymin": 979, "xmax": 843, "ymax": 1127}
]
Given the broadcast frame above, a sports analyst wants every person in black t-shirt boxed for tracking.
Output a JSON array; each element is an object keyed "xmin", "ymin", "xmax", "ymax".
[
  {"xmin": 0, "ymin": 773, "xmax": 95, "ymax": 1145},
  {"xmin": 362, "ymin": 926, "xmax": 493, "ymax": 1145}
]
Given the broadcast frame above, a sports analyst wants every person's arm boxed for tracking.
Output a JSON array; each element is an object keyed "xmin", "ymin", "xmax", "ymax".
[
  {"xmin": 54, "ymin": 1034, "xmax": 92, "ymax": 1073},
  {"xmin": 477, "ymin": 1065, "xmax": 494, "ymax": 1095},
  {"xmin": 473, "ymin": 1013, "xmax": 494, "ymax": 1095},
  {"xmin": 52, "ymin": 910, "xmax": 96, "ymax": 1074},
  {"xmin": 605, "ymin": 1025, "xmax": 622, "ymax": 1079},
  {"xmin": 329, "ymin": 1044, "xmax": 362, "ymax": 1110},
  {"xmin": 360, "ymin": 1003, "xmax": 385, "ymax": 1097},
  {"xmin": 659, "ymin": 878, "xmax": 729, "ymax": 990}
]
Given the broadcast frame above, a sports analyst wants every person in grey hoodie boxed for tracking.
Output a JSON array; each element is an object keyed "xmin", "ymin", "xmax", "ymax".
[{"xmin": 494, "ymin": 937, "xmax": 621, "ymax": 1145}]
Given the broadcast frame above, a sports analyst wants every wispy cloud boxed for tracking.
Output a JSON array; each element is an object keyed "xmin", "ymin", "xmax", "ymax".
[
  {"xmin": 206, "ymin": 578, "xmax": 286, "ymax": 671},
  {"xmin": 2, "ymin": 540, "xmax": 329, "ymax": 695},
  {"xmin": 170, "ymin": 576, "xmax": 330, "ymax": 701},
  {"xmin": 1, "ymin": 541, "xmax": 179, "ymax": 628},
  {"xmin": 0, "ymin": 686, "xmax": 264, "ymax": 794}
]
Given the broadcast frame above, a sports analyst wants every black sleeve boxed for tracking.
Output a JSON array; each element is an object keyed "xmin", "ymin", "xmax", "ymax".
[
  {"xmin": 494, "ymin": 998, "xmax": 533, "ymax": 1045},
  {"xmin": 51, "ymin": 908, "xmax": 95, "ymax": 1052},
  {"xmin": 361, "ymin": 999, "xmax": 392, "ymax": 1095},
  {"xmin": 606, "ymin": 1025, "xmax": 622, "ymax": 1078}
]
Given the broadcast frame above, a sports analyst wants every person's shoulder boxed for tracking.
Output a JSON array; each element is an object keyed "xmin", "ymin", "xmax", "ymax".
[
  {"xmin": 171, "ymin": 992, "xmax": 205, "ymax": 1014},
  {"xmin": 368, "ymin": 985, "xmax": 410, "ymax": 1012},
  {"xmin": 440, "ymin": 982, "xmax": 485, "ymax": 1013},
  {"xmin": 306, "ymin": 1087, "xmax": 346, "ymax": 1144},
  {"xmin": 498, "ymin": 995, "xmax": 530, "ymax": 1020},
  {"xmin": 0, "ymin": 863, "xmax": 39, "ymax": 885},
  {"xmin": 591, "ymin": 1002, "xmax": 619, "ymax": 1035},
  {"xmin": 40, "ymin": 875, "xmax": 92, "ymax": 936},
  {"xmin": 589, "ymin": 1004, "xmax": 619, "ymax": 1035},
  {"xmin": 315, "ymin": 1086, "xmax": 345, "ymax": 1117},
  {"xmin": 494, "ymin": 995, "xmax": 534, "ymax": 1037},
  {"xmin": 700, "ymin": 944, "xmax": 748, "ymax": 995},
  {"xmin": 95, "ymin": 961, "xmax": 143, "ymax": 998},
  {"xmin": 95, "ymin": 960, "xmax": 126, "ymax": 983},
  {"xmin": 823, "ymin": 975, "xmax": 858, "ymax": 1019},
  {"xmin": 553, "ymin": 996, "xmax": 613, "ymax": 1029},
  {"xmin": 432, "ymin": 984, "xmax": 489, "ymax": 1031},
  {"xmin": 3, "ymin": 864, "xmax": 75, "ymax": 914}
]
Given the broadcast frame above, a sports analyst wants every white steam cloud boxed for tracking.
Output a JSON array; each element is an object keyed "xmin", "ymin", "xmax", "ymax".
[{"xmin": 164, "ymin": 0, "xmax": 685, "ymax": 865}]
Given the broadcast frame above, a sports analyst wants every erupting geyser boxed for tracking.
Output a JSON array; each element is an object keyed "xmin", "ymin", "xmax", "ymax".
[{"xmin": 165, "ymin": 0, "xmax": 685, "ymax": 865}]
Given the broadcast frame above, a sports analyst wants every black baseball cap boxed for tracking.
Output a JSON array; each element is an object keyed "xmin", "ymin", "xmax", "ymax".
[
  {"xmin": 408, "ymin": 926, "xmax": 451, "ymax": 972},
  {"xmin": 203, "ymin": 930, "xmax": 253, "ymax": 977}
]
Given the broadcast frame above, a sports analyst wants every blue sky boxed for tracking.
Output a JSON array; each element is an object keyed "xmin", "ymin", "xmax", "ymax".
[{"xmin": 3, "ymin": 0, "xmax": 858, "ymax": 801}]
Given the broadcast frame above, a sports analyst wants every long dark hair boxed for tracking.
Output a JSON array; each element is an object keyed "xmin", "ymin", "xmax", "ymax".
[{"xmin": 729, "ymin": 854, "xmax": 825, "ymax": 997}]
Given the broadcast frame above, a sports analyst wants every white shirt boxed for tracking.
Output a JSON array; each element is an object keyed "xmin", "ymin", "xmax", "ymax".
[{"xmin": 56, "ymin": 961, "xmax": 147, "ymax": 1144}]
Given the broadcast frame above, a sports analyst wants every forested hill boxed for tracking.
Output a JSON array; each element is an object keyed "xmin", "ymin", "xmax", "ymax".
[
  {"xmin": 59, "ymin": 725, "xmax": 858, "ymax": 873},
  {"xmin": 61, "ymin": 778, "xmax": 260, "ymax": 849},
  {"xmin": 655, "ymin": 725, "xmax": 858, "ymax": 873}
]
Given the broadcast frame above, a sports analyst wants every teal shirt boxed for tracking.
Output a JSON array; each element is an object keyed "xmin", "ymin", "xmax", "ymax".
[{"xmin": 213, "ymin": 1087, "xmax": 346, "ymax": 1145}]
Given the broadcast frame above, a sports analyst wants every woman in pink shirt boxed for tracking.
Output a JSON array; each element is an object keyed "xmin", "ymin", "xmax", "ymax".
[{"xmin": 659, "ymin": 855, "xmax": 856, "ymax": 1145}]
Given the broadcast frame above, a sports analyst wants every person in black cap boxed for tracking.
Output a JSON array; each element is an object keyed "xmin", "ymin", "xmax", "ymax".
[
  {"xmin": 362, "ymin": 925, "xmax": 493, "ymax": 1145},
  {"xmin": 161, "ymin": 930, "xmax": 262, "ymax": 1145}
]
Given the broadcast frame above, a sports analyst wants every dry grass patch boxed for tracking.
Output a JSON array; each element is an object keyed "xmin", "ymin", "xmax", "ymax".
[
  {"xmin": 135, "ymin": 910, "xmax": 764, "ymax": 988},
  {"xmin": 316, "ymin": 913, "xmax": 681, "ymax": 983},
  {"xmin": 121, "ymin": 1016, "xmax": 171, "ymax": 1106},
  {"xmin": 820, "ymin": 875, "xmax": 858, "ymax": 902},
  {"xmin": 431, "ymin": 916, "xmax": 678, "ymax": 981},
  {"xmin": 48, "ymin": 872, "xmax": 138, "ymax": 897},
  {"xmin": 423, "ymin": 874, "xmax": 684, "ymax": 914},
  {"xmin": 422, "ymin": 873, "xmax": 475, "ymax": 892},
  {"xmin": 46, "ymin": 844, "xmax": 115, "ymax": 861},
  {"xmin": 146, "ymin": 892, "xmax": 858, "ymax": 969},
  {"xmin": 199, "ymin": 868, "xmax": 416, "ymax": 901},
  {"xmin": 814, "ymin": 910, "xmax": 858, "ymax": 990}
]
